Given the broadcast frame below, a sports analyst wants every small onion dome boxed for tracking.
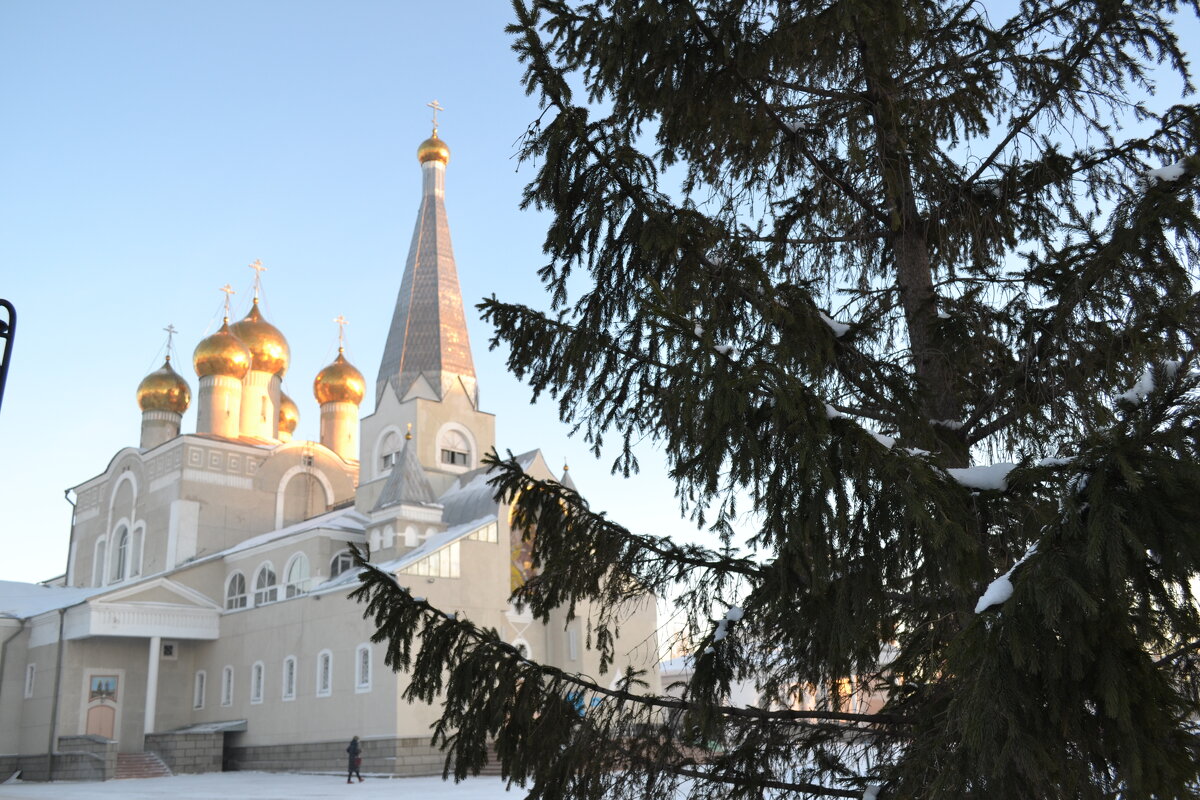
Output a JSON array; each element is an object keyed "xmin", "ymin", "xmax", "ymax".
[
  {"xmin": 278, "ymin": 391, "xmax": 299, "ymax": 436},
  {"xmin": 417, "ymin": 134, "xmax": 450, "ymax": 165},
  {"xmin": 137, "ymin": 356, "xmax": 191, "ymax": 414},
  {"xmin": 229, "ymin": 299, "xmax": 290, "ymax": 376},
  {"xmin": 193, "ymin": 319, "xmax": 252, "ymax": 379},
  {"xmin": 313, "ymin": 348, "xmax": 365, "ymax": 406}
]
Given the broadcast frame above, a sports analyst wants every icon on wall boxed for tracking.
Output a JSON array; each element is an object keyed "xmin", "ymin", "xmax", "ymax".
[{"xmin": 89, "ymin": 675, "xmax": 118, "ymax": 702}]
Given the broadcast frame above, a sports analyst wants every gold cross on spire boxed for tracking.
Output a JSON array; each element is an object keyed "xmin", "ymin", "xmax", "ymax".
[
  {"xmin": 163, "ymin": 324, "xmax": 177, "ymax": 360},
  {"xmin": 249, "ymin": 258, "xmax": 266, "ymax": 300},
  {"xmin": 219, "ymin": 283, "xmax": 236, "ymax": 319},
  {"xmin": 427, "ymin": 99, "xmax": 444, "ymax": 134},
  {"xmin": 333, "ymin": 314, "xmax": 348, "ymax": 350}
]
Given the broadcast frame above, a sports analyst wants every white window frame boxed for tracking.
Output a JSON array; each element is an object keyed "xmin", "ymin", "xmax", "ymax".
[
  {"xmin": 253, "ymin": 562, "xmax": 278, "ymax": 606},
  {"xmin": 193, "ymin": 670, "xmax": 206, "ymax": 710},
  {"xmin": 355, "ymin": 644, "xmax": 372, "ymax": 693},
  {"xmin": 316, "ymin": 649, "xmax": 333, "ymax": 697},
  {"xmin": 282, "ymin": 656, "xmax": 296, "ymax": 701},
  {"xmin": 110, "ymin": 526, "xmax": 129, "ymax": 583},
  {"xmin": 250, "ymin": 661, "xmax": 265, "ymax": 704},
  {"xmin": 435, "ymin": 422, "xmax": 476, "ymax": 473},
  {"xmin": 330, "ymin": 550, "xmax": 354, "ymax": 579},
  {"xmin": 284, "ymin": 553, "xmax": 310, "ymax": 598},
  {"xmin": 24, "ymin": 664, "xmax": 35, "ymax": 699},
  {"xmin": 93, "ymin": 536, "xmax": 107, "ymax": 587},
  {"xmin": 130, "ymin": 525, "xmax": 144, "ymax": 578},
  {"xmin": 221, "ymin": 665, "xmax": 234, "ymax": 707},
  {"xmin": 225, "ymin": 571, "xmax": 248, "ymax": 610}
]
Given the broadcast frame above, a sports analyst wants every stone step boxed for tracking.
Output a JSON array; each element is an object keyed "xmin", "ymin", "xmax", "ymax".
[{"xmin": 115, "ymin": 752, "xmax": 172, "ymax": 780}]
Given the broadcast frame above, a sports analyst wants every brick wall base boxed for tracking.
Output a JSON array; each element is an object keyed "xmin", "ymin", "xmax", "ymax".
[{"xmin": 225, "ymin": 736, "xmax": 448, "ymax": 777}]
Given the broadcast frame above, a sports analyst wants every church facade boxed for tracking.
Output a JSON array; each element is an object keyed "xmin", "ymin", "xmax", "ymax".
[{"xmin": 0, "ymin": 128, "xmax": 660, "ymax": 781}]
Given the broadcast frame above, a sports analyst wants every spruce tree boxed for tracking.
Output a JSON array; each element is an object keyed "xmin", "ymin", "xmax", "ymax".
[{"xmin": 353, "ymin": 1, "xmax": 1200, "ymax": 797}]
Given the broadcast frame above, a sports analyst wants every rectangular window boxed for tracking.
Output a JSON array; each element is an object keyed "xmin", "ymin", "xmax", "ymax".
[
  {"xmin": 568, "ymin": 629, "xmax": 579, "ymax": 662},
  {"xmin": 441, "ymin": 449, "xmax": 468, "ymax": 466},
  {"xmin": 467, "ymin": 522, "xmax": 498, "ymax": 543},
  {"xmin": 193, "ymin": 670, "xmax": 206, "ymax": 710},
  {"xmin": 400, "ymin": 541, "xmax": 460, "ymax": 579},
  {"xmin": 24, "ymin": 664, "xmax": 35, "ymax": 699},
  {"xmin": 355, "ymin": 646, "xmax": 371, "ymax": 693},
  {"xmin": 317, "ymin": 652, "xmax": 332, "ymax": 697},
  {"xmin": 221, "ymin": 666, "xmax": 234, "ymax": 707}
]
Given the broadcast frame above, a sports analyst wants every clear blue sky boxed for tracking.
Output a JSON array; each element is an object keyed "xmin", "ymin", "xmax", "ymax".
[{"xmin": 0, "ymin": 1, "xmax": 696, "ymax": 583}]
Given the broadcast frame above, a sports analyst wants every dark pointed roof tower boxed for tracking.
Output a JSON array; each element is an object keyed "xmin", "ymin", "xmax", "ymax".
[{"xmin": 376, "ymin": 111, "xmax": 478, "ymax": 409}]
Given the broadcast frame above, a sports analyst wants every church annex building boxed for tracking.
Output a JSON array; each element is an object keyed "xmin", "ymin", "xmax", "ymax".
[{"xmin": 0, "ymin": 127, "xmax": 661, "ymax": 781}]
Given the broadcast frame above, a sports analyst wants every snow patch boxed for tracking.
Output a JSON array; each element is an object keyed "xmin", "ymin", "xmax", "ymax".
[
  {"xmin": 947, "ymin": 462, "xmax": 1017, "ymax": 491},
  {"xmin": 869, "ymin": 431, "xmax": 896, "ymax": 450},
  {"xmin": 824, "ymin": 403, "xmax": 844, "ymax": 420},
  {"xmin": 714, "ymin": 344, "xmax": 740, "ymax": 359},
  {"xmin": 712, "ymin": 605, "xmax": 744, "ymax": 642},
  {"xmin": 693, "ymin": 324, "xmax": 704, "ymax": 337},
  {"xmin": 1146, "ymin": 159, "xmax": 1188, "ymax": 183},
  {"xmin": 1117, "ymin": 360, "xmax": 1180, "ymax": 404},
  {"xmin": 863, "ymin": 786, "xmax": 882, "ymax": 800},
  {"xmin": 931, "ymin": 418, "xmax": 964, "ymax": 430},
  {"xmin": 818, "ymin": 311, "xmax": 850, "ymax": 337},
  {"xmin": 975, "ymin": 543, "xmax": 1038, "ymax": 614},
  {"xmin": 1036, "ymin": 456, "xmax": 1074, "ymax": 467}
]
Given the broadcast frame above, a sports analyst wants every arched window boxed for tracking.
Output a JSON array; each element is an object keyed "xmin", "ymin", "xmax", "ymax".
[
  {"xmin": 110, "ymin": 527, "xmax": 129, "ymax": 583},
  {"xmin": 439, "ymin": 429, "xmax": 471, "ymax": 467},
  {"xmin": 512, "ymin": 638, "xmax": 532, "ymax": 660},
  {"xmin": 316, "ymin": 650, "xmax": 333, "ymax": 697},
  {"xmin": 355, "ymin": 644, "xmax": 372, "ymax": 693},
  {"xmin": 282, "ymin": 656, "xmax": 296, "ymax": 701},
  {"xmin": 281, "ymin": 473, "xmax": 326, "ymax": 527},
  {"xmin": 193, "ymin": 670, "xmax": 206, "ymax": 710},
  {"xmin": 330, "ymin": 550, "xmax": 355, "ymax": 579},
  {"xmin": 220, "ymin": 665, "xmax": 234, "ymax": 707},
  {"xmin": 284, "ymin": 553, "xmax": 310, "ymax": 598},
  {"xmin": 379, "ymin": 430, "xmax": 401, "ymax": 473},
  {"xmin": 225, "ymin": 572, "xmax": 248, "ymax": 610},
  {"xmin": 250, "ymin": 661, "xmax": 265, "ymax": 704},
  {"xmin": 254, "ymin": 564, "xmax": 278, "ymax": 605},
  {"xmin": 93, "ymin": 537, "xmax": 107, "ymax": 587}
]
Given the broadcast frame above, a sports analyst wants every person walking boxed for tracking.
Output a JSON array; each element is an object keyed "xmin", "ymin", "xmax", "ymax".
[{"xmin": 346, "ymin": 735, "xmax": 363, "ymax": 783}]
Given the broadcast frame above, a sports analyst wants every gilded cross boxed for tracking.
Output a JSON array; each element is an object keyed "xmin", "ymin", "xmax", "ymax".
[
  {"xmin": 427, "ymin": 99, "xmax": 444, "ymax": 133},
  {"xmin": 163, "ymin": 324, "xmax": 177, "ymax": 357},
  {"xmin": 333, "ymin": 314, "xmax": 348, "ymax": 348},
  {"xmin": 249, "ymin": 258, "xmax": 266, "ymax": 299},
  {"xmin": 219, "ymin": 283, "xmax": 236, "ymax": 318}
]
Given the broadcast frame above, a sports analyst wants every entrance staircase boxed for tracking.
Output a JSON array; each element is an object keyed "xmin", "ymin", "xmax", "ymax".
[{"xmin": 115, "ymin": 752, "xmax": 172, "ymax": 780}]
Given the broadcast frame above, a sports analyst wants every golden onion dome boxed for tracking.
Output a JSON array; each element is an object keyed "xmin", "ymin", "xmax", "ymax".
[
  {"xmin": 229, "ymin": 299, "xmax": 290, "ymax": 376},
  {"xmin": 417, "ymin": 133, "xmax": 450, "ymax": 165},
  {"xmin": 193, "ymin": 319, "xmax": 252, "ymax": 379},
  {"xmin": 278, "ymin": 391, "xmax": 299, "ymax": 435},
  {"xmin": 313, "ymin": 348, "xmax": 365, "ymax": 406},
  {"xmin": 137, "ymin": 356, "xmax": 191, "ymax": 414}
]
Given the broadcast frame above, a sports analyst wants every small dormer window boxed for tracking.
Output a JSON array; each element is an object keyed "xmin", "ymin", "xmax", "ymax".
[
  {"xmin": 439, "ymin": 430, "xmax": 471, "ymax": 468},
  {"xmin": 380, "ymin": 431, "xmax": 401, "ymax": 472}
]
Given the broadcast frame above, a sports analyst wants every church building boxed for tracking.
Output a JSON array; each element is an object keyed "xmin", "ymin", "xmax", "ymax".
[{"xmin": 0, "ymin": 125, "xmax": 661, "ymax": 782}]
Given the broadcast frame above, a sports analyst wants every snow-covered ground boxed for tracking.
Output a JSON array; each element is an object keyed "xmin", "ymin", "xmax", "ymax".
[{"xmin": 0, "ymin": 771, "xmax": 522, "ymax": 800}]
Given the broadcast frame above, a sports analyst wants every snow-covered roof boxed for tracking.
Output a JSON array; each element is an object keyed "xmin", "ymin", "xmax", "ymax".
[
  {"xmin": 214, "ymin": 506, "xmax": 369, "ymax": 559},
  {"xmin": 314, "ymin": 514, "xmax": 498, "ymax": 594},
  {"xmin": 438, "ymin": 449, "xmax": 539, "ymax": 526},
  {"xmin": 0, "ymin": 581, "xmax": 108, "ymax": 620}
]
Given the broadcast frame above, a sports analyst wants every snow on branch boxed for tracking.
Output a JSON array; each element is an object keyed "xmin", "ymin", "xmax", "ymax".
[
  {"xmin": 975, "ymin": 543, "xmax": 1038, "ymax": 614},
  {"xmin": 819, "ymin": 310, "xmax": 851, "ymax": 337},
  {"xmin": 1145, "ymin": 159, "xmax": 1189, "ymax": 183},
  {"xmin": 1116, "ymin": 361, "xmax": 1181, "ymax": 405},
  {"xmin": 947, "ymin": 462, "xmax": 1018, "ymax": 491}
]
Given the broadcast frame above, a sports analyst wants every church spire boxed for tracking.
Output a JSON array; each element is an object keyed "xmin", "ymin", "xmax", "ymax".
[{"xmin": 376, "ymin": 112, "xmax": 477, "ymax": 408}]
